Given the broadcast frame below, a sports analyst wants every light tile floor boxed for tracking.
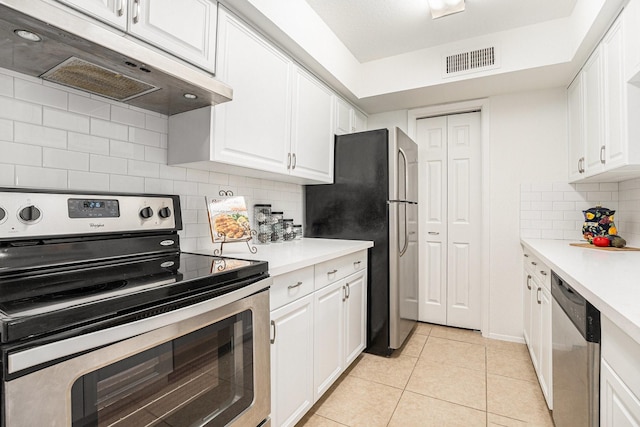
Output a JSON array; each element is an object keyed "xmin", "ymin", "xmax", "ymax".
[{"xmin": 296, "ymin": 322, "xmax": 554, "ymax": 427}]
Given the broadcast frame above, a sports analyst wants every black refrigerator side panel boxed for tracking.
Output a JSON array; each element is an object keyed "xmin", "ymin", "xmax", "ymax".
[{"xmin": 304, "ymin": 129, "xmax": 391, "ymax": 355}]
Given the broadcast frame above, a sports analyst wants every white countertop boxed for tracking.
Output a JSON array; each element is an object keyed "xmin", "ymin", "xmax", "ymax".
[
  {"xmin": 521, "ymin": 238, "xmax": 640, "ymax": 345},
  {"xmin": 192, "ymin": 238, "xmax": 373, "ymax": 277}
]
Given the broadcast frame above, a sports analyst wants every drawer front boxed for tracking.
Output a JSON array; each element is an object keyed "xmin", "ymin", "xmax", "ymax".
[
  {"xmin": 524, "ymin": 251, "xmax": 550, "ymax": 289},
  {"xmin": 315, "ymin": 250, "xmax": 367, "ymax": 290},
  {"xmin": 270, "ymin": 266, "xmax": 315, "ymax": 311}
]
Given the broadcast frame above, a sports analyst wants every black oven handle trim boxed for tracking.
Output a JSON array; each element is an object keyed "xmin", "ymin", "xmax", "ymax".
[{"xmin": 7, "ymin": 277, "xmax": 272, "ymax": 375}]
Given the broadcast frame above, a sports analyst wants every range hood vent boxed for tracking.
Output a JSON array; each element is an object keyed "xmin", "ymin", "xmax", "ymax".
[
  {"xmin": 0, "ymin": 1, "xmax": 232, "ymax": 115},
  {"xmin": 443, "ymin": 46, "xmax": 499, "ymax": 78},
  {"xmin": 42, "ymin": 57, "xmax": 159, "ymax": 102}
]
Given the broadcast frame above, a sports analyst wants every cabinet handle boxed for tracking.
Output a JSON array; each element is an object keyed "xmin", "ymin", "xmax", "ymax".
[
  {"xmin": 428, "ymin": 231, "xmax": 440, "ymax": 235},
  {"xmin": 526, "ymin": 274, "xmax": 532, "ymax": 290},
  {"xmin": 537, "ymin": 287, "xmax": 542, "ymax": 304},
  {"xmin": 577, "ymin": 158, "xmax": 582, "ymax": 173},
  {"xmin": 345, "ymin": 283, "xmax": 350, "ymax": 299},
  {"xmin": 287, "ymin": 153, "xmax": 291, "ymax": 170},
  {"xmin": 328, "ymin": 269, "xmax": 338, "ymax": 275},
  {"xmin": 117, "ymin": 0, "xmax": 126, "ymax": 16},
  {"xmin": 581, "ymin": 157, "xmax": 586, "ymax": 173},
  {"xmin": 132, "ymin": 0, "xmax": 140, "ymax": 24},
  {"xmin": 342, "ymin": 285, "xmax": 346, "ymax": 302},
  {"xmin": 540, "ymin": 271, "xmax": 547, "ymax": 276},
  {"xmin": 292, "ymin": 153, "xmax": 297, "ymax": 170},
  {"xmin": 531, "ymin": 261, "xmax": 537, "ymax": 266},
  {"xmin": 524, "ymin": 254, "xmax": 529, "ymax": 258},
  {"xmin": 288, "ymin": 281, "xmax": 303, "ymax": 290},
  {"xmin": 353, "ymin": 261, "xmax": 361, "ymax": 268},
  {"xmin": 270, "ymin": 320, "xmax": 276, "ymax": 344},
  {"xmin": 600, "ymin": 145, "xmax": 606, "ymax": 164}
]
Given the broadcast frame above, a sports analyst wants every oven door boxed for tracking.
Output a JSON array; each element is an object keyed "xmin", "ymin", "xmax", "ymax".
[{"xmin": 3, "ymin": 279, "xmax": 271, "ymax": 427}]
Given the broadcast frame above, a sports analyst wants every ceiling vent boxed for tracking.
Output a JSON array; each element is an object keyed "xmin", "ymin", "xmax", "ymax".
[{"xmin": 443, "ymin": 46, "xmax": 500, "ymax": 78}]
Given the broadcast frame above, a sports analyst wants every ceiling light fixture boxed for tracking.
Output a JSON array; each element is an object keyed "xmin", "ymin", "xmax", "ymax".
[
  {"xmin": 14, "ymin": 29, "xmax": 42, "ymax": 42},
  {"xmin": 427, "ymin": 0, "xmax": 465, "ymax": 19}
]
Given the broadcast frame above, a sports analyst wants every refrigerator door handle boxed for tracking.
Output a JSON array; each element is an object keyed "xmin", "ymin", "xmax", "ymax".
[
  {"xmin": 398, "ymin": 203, "xmax": 409, "ymax": 257},
  {"xmin": 398, "ymin": 148, "xmax": 408, "ymax": 201}
]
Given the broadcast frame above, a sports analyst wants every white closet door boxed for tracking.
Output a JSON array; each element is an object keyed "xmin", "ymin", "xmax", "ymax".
[
  {"xmin": 417, "ymin": 116, "xmax": 448, "ymax": 324},
  {"xmin": 446, "ymin": 112, "xmax": 482, "ymax": 329},
  {"xmin": 416, "ymin": 112, "xmax": 482, "ymax": 329}
]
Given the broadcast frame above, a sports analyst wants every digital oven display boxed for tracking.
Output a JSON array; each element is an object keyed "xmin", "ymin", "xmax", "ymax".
[{"xmin": 68, "ymin": 198, "xmax": 120, "ymax": 218}]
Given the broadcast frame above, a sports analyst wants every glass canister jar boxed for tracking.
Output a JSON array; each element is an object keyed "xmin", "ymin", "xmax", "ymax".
[
  {"xmin": 253, "ymin": 204, "xmax": 272, "ymax": 244},
  {"xmin": 270, "ymin": 211, "xmax": 284, "ymax": 243},
  {"xmin": 293, "ymin": 224, "xmax": 303, "ymax": 240},
  {"xmin": 283, "ymin": 219, "xmax": 294, "ymax": 241}
]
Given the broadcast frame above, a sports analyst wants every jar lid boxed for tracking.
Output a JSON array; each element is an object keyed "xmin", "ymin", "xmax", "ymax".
[
  {"xmin": 293, "ymin": 224, "xmax": 302, "ymax": 227},
  {"xmin": 254, "ymin": 204, "xmax": 271, "ymax": 207},
  {"xmin": 271, "ymin": 211, "xmax": 283, "ymax": 214},
  {"xmin": 283, "ymin": 218, "xmax": 293, "ymax": 222}
]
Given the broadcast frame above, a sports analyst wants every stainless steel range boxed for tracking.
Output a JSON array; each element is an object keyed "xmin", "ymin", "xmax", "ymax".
[{"xmin": 0, "ymin": 188, "xmax": 271, "ymax": 427}]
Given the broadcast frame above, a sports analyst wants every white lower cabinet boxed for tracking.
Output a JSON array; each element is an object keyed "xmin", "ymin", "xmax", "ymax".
[
  {"xmin": 522, "ymin": 249, "xmax": 552, "ymax": 409},
  {"xmin": 270, "ymin": 294, "xmax": 314, "ymax": 427},
  {"xmin": 601, "ymin": 315, "xmax": 640, "ymax": 426},
  {"xmin": 269, "ymin": 252, "xmax": 367, "ymax": 427}
]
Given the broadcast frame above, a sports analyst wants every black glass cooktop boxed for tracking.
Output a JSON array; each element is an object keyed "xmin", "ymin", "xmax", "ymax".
[{"xmin": 0, "ymin": 252, "xmax": 268, "ymax": 343}]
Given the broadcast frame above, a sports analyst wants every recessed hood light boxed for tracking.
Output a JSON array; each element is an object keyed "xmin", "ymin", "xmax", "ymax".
[
  {"xmin": 14, "ymin": 29, "xmax": 41, "ymax": 42},
  {"xmin": 183, "ymin": 93, "xmax": 198, "ymax": 100},
  {"xmin": 428, "ymin": 0, "xmax": 465, "ymax": 19}
]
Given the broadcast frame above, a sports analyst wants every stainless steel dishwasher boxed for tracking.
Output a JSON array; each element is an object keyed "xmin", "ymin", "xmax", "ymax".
[{"xmin": 551, "ymin": 272, "xmax": 601, "ymax": 427}]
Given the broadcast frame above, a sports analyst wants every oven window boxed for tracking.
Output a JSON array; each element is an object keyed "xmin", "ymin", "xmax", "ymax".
[{"xmin": 71, "ymin": 310, "xmax": 254, "ymax": 427}]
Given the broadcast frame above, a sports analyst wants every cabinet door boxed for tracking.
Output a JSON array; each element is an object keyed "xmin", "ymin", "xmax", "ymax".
[
  {"xmin": 334, "ymin": 96, "xmax": 351, "ymax": 136},
  {"xmin": 529, "ymin": 279, "xmax": 542, "ymax": 373},
  {"xmin": 603, "ymin": 17, "xmax": 627, "ymax": 169},
  {"xmin": 290, "ymin": 66, "xmax": 334, "ymax": 183},
  {"xmin": 271, "ymin": 295, "xmax": 314, "ymax": 427},
  {"xmin": 128, "ymin": 0, "xmax": 216, "ymax": 70},
  {"xmin": 313, "ymin": 279, "xmax": 345, "ymax": 401},
  {"xmin": 344, "ymin": 270, "xmax": 367, "ymax": 366},
  {"xmin": 583, "ymin": 48, "xmax": 605, "ymax": 175},
  {"xmin": 352, "ymin": 109, "xmax": 367, "ymax": 133},
  {"xmin": 214, "ymin": 7, "xmax": 291, "ymax": 174},
  {"xmin": 601, "ymin": 360, "xmax": 640, "ymax": 426},
  {"xmin": 539, "ymin": 285, "xmax": 553, "ymax": 409},
  {"xmin": 55, "ymin": 0, "xmax": 127, "ymax": 29},
  {"xmin": 523, "ymin": 269, "xmax": 533, "ymax": 346},
  {"xmin": 568, "ymin": 74, "xmax": 584, "ymax": 182}
]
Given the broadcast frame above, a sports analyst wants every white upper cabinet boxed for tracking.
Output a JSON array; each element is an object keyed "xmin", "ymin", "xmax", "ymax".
[
  {"xmin": 567, "ymin": 12, "xmax": 640, "ymax": 183},
  {"xmin": 168, "ymin": 6, "xmax": 336, "ymax": 184},
  {"xmin": 334, "ymin": 96, "xmax": 367, "ymax": 136},
  {"xmin": 55, "ymin": 0, "xmax": 217, "ymax": 71}
]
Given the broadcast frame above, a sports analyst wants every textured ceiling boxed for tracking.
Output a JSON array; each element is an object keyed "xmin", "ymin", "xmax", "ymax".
[{"xmin": 305, "ymin": 0, "xmax": 578, "ymax": 62}]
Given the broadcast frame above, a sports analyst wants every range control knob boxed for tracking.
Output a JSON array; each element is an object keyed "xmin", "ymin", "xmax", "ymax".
[
  {"xmin": 0, "ymin": 207, "xmax": 5, "ymax": 221},
  {"xmin": 139, "ymin": 206, "xmax": 154, "ymax": 219},
  {"xmin": 19, "ymin": 205, "xmax": 41, "ymax": 222},
  {"xmin": 158, "ymin": 207, "xmax": 172, "ymax": 219}
]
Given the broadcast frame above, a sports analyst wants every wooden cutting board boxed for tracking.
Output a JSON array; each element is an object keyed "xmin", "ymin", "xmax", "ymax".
[{"xmin": 570, "ymin": 243, "xmax": 640, "ymax": 251}]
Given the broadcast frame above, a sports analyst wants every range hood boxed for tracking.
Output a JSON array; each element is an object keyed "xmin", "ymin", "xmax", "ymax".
[{"xmin": 0, "ymin": 0, "xmax": 232, "ymax": 115}]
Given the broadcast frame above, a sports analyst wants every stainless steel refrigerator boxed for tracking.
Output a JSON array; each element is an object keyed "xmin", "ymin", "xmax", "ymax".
[{"xmin": 304, "ymin": 127, "xmax": 419, "ymax": 356}]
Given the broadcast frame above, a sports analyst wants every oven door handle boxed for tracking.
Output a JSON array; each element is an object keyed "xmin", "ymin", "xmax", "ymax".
[{"xmin": 7, "ymin": 277, "xmax": 272, "ymax": 375}]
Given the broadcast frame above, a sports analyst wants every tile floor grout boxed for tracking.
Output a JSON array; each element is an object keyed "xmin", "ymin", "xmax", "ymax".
[{"xmin": 297, "ymin": 322, "xmax": 554, "ymax": 427}]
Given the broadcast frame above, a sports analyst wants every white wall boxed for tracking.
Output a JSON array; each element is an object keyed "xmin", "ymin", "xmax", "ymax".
[
  {"xmin": 0, "ymin": 67, "xmax": 303, "ymax": 252},
  {"xmin": 370, "ymin": 87, "xmax": 568, "ymax": 340}
]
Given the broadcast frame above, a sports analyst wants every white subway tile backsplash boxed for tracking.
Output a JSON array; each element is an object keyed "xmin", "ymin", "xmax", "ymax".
[
  {"xmin": 185, "ymin": 223, "xmax": 209, "ymax": 239},
  {"xmin": 575, "ymin": 183, "xmax": 600, "ymax": 192},
  {"xmin": 531, "ymin": 183, "xmax": 553, "ymax": 192},
  {"xmin": 129, "ymin": 127, "xmax": 161, "ymax": 147},
  {"xmin": 187, "ymin": 169, "xmax": 209, "ymax": 183},
  {"xmin": 90, "ymin": 154, "xmax": 128, "ymax": 174},
  {"xmin": 541, "ymin": 211, "xmax": 564, "ymax": 221},
  {"xmin": 587, "ymin": 191, "xmax": 612, "ymax": 201},
  {"xmin": 43, "ymin": 108, "xmax": 89, "ymax": 133},
  {"xmin": 68, "ymin": 133, "xmax": 110, "ymax": 155},
  {"xmin": 14, "ymin": 122, "xmax": 67, "ymax": 149},
  {"xmin": 91, "ymin": 118, "xmax": 128, "ymax": 140},
  {"xmin": 109, "ymin": 174, "xmax": 145, "ymax": 193},
  {"xmin": 197, "ymin": 183, "xmax": 218, "ymax": 196},
  {"xmin": 173, "ymin": 181, "xmax": 196, "ymax": 196},
  {"xmin": 0, "ymin": 140, "xmax": 42, "ymax": 166},
  {"xmin": 0, "ymin": 73, "xmax": 12, "ymax": 97},
  {"xmin": 210, "ymin": 172, "xmax": 229, "ymax": 185},
  {"xmin": 541, "ymin": 192, "xmax": 563, "ymax": 201},
  {"xmin": 145, "ymin": 114, "xmax": 168, "ymax": 133},
  {"xmin": 186, "ymin": 195, "xmax": 206, "ymax": 210},
  {"xmin": 111, "ymin": 105, "xmax": 145, "ymax": 128},
  {"xmin": 43, "ymin": 148, "xmax": 89, "ymax": 171},
  {"xmin": 181, "ymin": 209, "xmax": 198, "ymax": 224},
  {"xmin": 563, "ymin": 191, "xmax": 586, "ymax": 201},
  {"xmin": 552, "ymin": 182, "xmax": 574, "ymax": 192},
  {"xmin": 68, "ymin": 94, "xmax": 110, "ymax": 119},
  {"xmin": 521, "ymin": 229, "xmax": 542, "ymax": 238},
  {"xmin": 521, "ymin": 192, "xmax": 541, "ymax": 201},
  {"xmin": 530, "ymin": 201, "xmax": 553, "ymax": 211},
  {"xmin": 552, "ymin": 201, "xmax": 576, "ymax": 211},
  {"xmin": 599, "ymin": 182, "xmax": 619, "ymax": 192},
  {"xmin": 110, "ymin": 139, "xmax": 145, "ymax": 160},
  {"xmin": 68, "ymin": 170, "xmax": 110, "ymax": 191},
  {"xmin": 0, "ymin": 164, "xmax": 14, "ymax": 185},
  {"xmin": 15, "ymin": 79, "xmax": 68, "ymax": 110},
  {"xmin": 0, "ymin": 118, "xmax": 13, "ymax": 141},
  {"xmin": 0, "ymin": 96, "xmax": 42, "ymax": 124},
  {"xmin": 541, "ymin": 229, "xmax": 564, "ymax": 239},
  {"xmin": 619, "ymin": 178, "xmax": 640, "ymax": 191},
  {"xmin": 144, "ymin": 178, "xmax": 174, "ymax": 194},
  {"xmin": 158, "ymin": 165, "xmax": 187, "ymax": 181},
  {"xmin": 15, "ymin": 165, "xmax": 67, "ymax": 188},
  {"xmin": 127, "ymin": 159, "xmax": 159, "ymax": 178},
  {"xmin": 144, "ymin": 146, "xmax": 167, "ymax": 164}
]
